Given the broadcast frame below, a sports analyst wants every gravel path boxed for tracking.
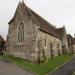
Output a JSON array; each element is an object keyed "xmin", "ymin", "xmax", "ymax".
[
  {"xmin": 0, "ymin": 60, "xmax": 34, "ymax": 75},
  {"xmin": 49, "ymin": 57, "xmax": 75, "ymax": 75}
]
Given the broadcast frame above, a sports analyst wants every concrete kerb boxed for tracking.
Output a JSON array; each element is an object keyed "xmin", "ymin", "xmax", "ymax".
[
  {"xmin": 47, "ymin": 55, "xmax": 75, "ymax": 75},
  {"xmin": 0, "ymin": 55, "xmax": 75, "ymax": 75},
  {"xmin": 15, "ymin": 63, "xmax": 37, "ymax": 75},
  {"xmin": 9, "ymin": 60, "xmax": 38, "ymax": 75},
  {"xmin": 0, "ymin": 57, "xmax": 37, "ymax": 75}
]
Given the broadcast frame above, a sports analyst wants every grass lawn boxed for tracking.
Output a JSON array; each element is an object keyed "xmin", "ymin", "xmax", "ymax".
[
  {"xmin": 0, "ymin": 54, "xmax": 74, "ymax": 75},
  {"xmin": 72, "ymin": 72, "xmax": 75, "ymax": 75}
]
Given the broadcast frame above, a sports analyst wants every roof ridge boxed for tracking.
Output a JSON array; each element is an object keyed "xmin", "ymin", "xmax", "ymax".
[
  {"xmin": 8, "ymin": 2, "xmax": 62, "ymax": 39},
  {"xmin": 26, "ymin": 7, "xmax": 40, "ymax": 26},
  {"xmin": 29, "ymin": 8, "xmax": 56, "ymax": 29}
]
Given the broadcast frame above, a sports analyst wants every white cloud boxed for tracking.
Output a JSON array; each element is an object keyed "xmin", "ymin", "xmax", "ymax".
[{"xmin": 0, "ymin": 0, "xmax": 75, "ymax": 39}]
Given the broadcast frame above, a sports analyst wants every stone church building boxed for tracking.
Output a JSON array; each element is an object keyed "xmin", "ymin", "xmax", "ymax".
[
  {"xmin": 0, "ymin": 35, "xmax": 6, "ymax": 55},
  {"xmin": 6, "ymin": 1, "xmax": 72, "ymax": 62}
]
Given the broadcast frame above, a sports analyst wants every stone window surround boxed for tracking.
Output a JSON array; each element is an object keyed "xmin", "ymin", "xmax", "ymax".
[{"xmin": 17, "ymin": 21, "xmax": 25, "ymax": 43}]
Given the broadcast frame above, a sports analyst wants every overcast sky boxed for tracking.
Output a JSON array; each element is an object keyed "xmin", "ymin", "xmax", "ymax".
[{"xmin": 0, "ymin": 0, "xmax": 75, "ymax": 40}]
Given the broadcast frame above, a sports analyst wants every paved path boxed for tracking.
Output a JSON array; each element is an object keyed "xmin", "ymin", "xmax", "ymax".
[
  {"xmin": 49, "ymin": 57, "xmax": 75, "ymax": 75},
  {"xmin": 0, "ymin": 60, "xmax": 34, "ymax": 75}
]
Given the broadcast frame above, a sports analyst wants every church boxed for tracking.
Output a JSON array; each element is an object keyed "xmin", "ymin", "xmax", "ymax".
[{"xmin": 6, "ymin": 1, "xmax": 75, "ymax": 62}]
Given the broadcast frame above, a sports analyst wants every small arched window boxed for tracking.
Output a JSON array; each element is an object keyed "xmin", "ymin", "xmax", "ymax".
[
  {"xmin": 45, "ymin": 38, "xmax": 46, "ymax": 47},
  {"xmin": 18, "ymin": 22, "xmax": 24, "ymax": 43}
]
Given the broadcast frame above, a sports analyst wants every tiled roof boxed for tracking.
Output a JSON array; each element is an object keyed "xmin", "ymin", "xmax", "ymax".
[
  {"xmin": 56, "ymin": 27, "xmax": 64, "ymax": 38},
  {"xmin": 67, "ymin": 34, "xmax": 73, "ymax": 39},
  {"xmin": 8, "ymin": 1, "xmax": 64, "ymax": 39},
  {"xmin": 67, "ymin": 34, "xmax": 75, "ymax": 45},
  {"xmin": 67, "ymin": 34, "xmax": 73, "ymax": 44},
  {"xmin": 29, "ymin": 9, "xmax": 62, "ymax": 39}
]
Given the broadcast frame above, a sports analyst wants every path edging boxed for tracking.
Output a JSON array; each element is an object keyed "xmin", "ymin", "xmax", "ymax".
[
  {"xmin": 0, "ymin": 57, "xmax": 37, "ymax": 75},
  {"xmin": 47, "ymin": 55, "xmax": 75, "ymax": 75}
]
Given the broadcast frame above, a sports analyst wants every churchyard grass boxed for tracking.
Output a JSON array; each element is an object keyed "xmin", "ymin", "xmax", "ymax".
[
  {"xmin": 72, "ymin": 72, "xmax": 75, "ymax": 75},
  {"xmin": 0, "ymin": 54, "xmax": 74, "ymax": 75}
]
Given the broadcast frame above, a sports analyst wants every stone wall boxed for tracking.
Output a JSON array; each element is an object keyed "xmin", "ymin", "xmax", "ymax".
[
  {"xmin": 6, "ymin": 2, "xmax": 67, "ymax": 62},
  {"xmin": 6, "ymin": 3, "xmax": 40, "ymax": 62},
  {"xmin": 61, "ymin": 27, "xmax": 69, "ymax": 54},
  {"xmin": 72, "ymin": 45, "xmax": 75, "ymax": 53},
  {"xmin": 34, "ymin": 30, "xmax": 62, "ymax": 62}
]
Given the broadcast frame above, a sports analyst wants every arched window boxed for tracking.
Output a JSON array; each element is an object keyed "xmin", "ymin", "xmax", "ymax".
[
  {"xmin": 45, "ymin": 38, "xmax": 46, "ymax": 47},
  {"xmin": 18, "ymin": 22, "xmax": 24, "ymax": 43}
]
